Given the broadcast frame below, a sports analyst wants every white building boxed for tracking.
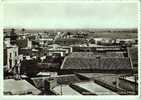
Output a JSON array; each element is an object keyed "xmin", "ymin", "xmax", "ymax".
[
  {"xmin": 4, "ymin": 37, "xmax": 21, "ymax": 71},
  {"xmin": 4, "ymin": 45, "xmax": 19, "ymax": 70}
]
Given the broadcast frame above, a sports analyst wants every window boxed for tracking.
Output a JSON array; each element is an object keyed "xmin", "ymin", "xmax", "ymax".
[
  {"xmin": 9, "ymin": 59, "xmax": 12, "ymax": 68},
  {"xmin": 10, "ymin": 53, "xmax": 12, "ymax": 58},
  {"xmin": 15, "ymin": 52, "xmax": 17, "ymax": 56},
  {"xmin": 15, "ymin": 59, "xmax": 17, "ymax": 65}
]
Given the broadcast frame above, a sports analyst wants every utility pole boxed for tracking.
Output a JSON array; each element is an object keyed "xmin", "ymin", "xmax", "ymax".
[
  {"xmin": 135, "ymin": 75, "xmax": 137, "ymax": 94},
  {"xmin": 60, "ymin": 77, "xmax": 63, "ymax": 95}
]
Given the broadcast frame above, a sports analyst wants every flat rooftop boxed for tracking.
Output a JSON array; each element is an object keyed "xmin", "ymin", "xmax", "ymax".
[
  {"xmin": 52, "ymin": 85, "xmax": 81, "ymax": 95},
  {"xmin": 4, "ymin": 79, "xmax": 41, "ymax": 95},
  {"xmin": 74, "ymin": 81, "xmax": 118, "ymax": 95},
  {"xmin": 52, "ymin": 79, "xmax": 118, "ymax": 95},
  {"xmin": 77, "ymin": 73, "xmax": 120, "ymax": 78}
]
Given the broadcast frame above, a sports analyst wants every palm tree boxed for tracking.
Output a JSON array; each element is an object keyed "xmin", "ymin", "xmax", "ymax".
[{"xmin": 67, "ymin": 32, "xmax": 71, "ymax": 38}]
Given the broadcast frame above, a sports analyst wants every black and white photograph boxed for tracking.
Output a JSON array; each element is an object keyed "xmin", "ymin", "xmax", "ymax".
[{"xmin": 3, "ymin": 2, "xmax": 138, "ymax": 95}]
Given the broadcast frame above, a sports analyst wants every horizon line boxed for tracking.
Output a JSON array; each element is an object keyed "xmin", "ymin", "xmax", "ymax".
[{"xmin": 3, "ymin": 27, "xmax": 137, "ymax": 30}]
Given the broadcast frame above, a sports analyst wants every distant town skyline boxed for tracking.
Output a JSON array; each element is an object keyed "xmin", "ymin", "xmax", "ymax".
[{"xmin": 4, "ymin": 2, "xmax": 138, "ymax": 29}]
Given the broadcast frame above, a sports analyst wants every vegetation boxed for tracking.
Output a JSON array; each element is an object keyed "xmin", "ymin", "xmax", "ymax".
[{"xmin": 88, "ymin": 32, "xmax": 137, "ymax": 39}]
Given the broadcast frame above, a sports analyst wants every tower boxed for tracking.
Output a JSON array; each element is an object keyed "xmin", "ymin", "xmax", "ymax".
[{"xmin": 10, "ymin": 28, "xmax": 18, "ymax": 45}]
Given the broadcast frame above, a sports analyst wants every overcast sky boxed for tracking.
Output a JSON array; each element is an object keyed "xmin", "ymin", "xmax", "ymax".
[{"xmin": 3, "ymin": 2, "xmax": 138, "ymax": 29}]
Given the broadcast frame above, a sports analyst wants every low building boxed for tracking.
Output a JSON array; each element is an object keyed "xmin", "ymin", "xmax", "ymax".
[
  {"xmin": 16, "ymin": 38, "xmax": 32, "ymax": 49},
  {"xmin": 72, "ymin": 46, "xmax": 122, "ymax": 52},
  {"xmin": 19, "ymin": 48, "xmax": 39, "ymax": 57},
  {"xmin": 54, "ymin": 38, "xmax": 86, "ymax": 46}
]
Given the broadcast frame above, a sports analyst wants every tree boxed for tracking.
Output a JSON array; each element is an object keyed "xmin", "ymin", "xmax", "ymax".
[
  {"xmin": 89, "ymin": 39, "xmax": 95, "ymax": 44},
  {"xmin": 21, "ymin": 59, "xmax": 40, "ymax": 77},
  {"xmin": 21, "ymin": 28, "xmax": 25, "ymax": 34}
]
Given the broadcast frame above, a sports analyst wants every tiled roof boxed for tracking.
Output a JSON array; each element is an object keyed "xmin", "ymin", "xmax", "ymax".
[{"xmin": 61, "ymin": 57, "xmax": 132, "ymax": 71}]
